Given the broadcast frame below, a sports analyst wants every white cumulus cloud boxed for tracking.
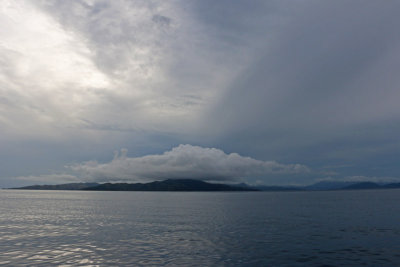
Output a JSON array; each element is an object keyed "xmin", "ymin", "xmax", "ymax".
[{"xmin": 70, "ymin": 144, "xmax": 310, "ymax": 182}]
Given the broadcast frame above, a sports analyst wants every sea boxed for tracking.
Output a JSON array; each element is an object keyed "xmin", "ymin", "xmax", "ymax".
[{"xmin": 0, "ymin": 189, "xmax": 399, "ymax": 266}]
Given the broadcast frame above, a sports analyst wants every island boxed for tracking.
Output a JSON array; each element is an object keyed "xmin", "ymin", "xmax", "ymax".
[
  {"xmin": 10, "ymin": 179, "xmax": 258, "ymax": 192},
  {"xmin": 7, "ymin": 179, "xmax": 400, "ymax": 192}
]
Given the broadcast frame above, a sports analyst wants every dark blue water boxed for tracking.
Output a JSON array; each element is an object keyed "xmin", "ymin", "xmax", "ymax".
[{"xmin": 0, "ymin": 189, "xmax": 399, "ymax": 266}]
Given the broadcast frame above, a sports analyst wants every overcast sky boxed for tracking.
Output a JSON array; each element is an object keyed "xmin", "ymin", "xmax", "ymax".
[{"xmin": 1, "ymin": 0, "xmax": 400, "ymax": 187}]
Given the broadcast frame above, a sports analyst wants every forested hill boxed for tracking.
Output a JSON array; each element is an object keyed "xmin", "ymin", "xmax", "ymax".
[{"xmin": 10, "ymin": 179, "xmax": 257, "ymax": 191}]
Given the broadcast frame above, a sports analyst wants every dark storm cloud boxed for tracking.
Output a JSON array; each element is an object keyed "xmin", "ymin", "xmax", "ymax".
[{"xmin": 205, "ymin": 0, "xmax": 400, "ymax": 181}]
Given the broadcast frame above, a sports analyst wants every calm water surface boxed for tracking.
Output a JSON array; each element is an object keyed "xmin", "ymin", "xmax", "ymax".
[{"xmin": 0, "ymin": 189, "xmax": 399, "ymax": 266}]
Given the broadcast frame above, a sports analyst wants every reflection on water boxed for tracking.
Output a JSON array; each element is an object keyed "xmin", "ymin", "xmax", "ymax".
[{"xmin": 0, "ymin": 190, "xmax": 400, "ymax": 266}]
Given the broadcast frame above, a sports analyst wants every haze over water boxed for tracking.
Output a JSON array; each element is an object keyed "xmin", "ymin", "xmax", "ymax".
[{"xmin": 1, "ymin": 189, "xmax": 399, "ymax": 266}]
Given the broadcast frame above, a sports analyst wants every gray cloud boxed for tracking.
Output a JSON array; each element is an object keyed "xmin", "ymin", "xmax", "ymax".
[
  {"xmin": 70, "ymin": 144, "xmax": 310, "ymax": 183},
  {"xmin": 152, "ymin": 14, "xmax": 171, "ymax": 27},
  {"xmin": 1, "ymin": 1, "xmax": 399, "ymax": 187},
  {"xmin": 31, "ymin": 0, "xmax": 251, "ymax": 134}
]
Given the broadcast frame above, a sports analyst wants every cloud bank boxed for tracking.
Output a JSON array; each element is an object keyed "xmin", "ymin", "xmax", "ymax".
[
  {"xmin": 70, "ymin": 144, "xmax": 309, "ymax": 182},
  {"xmin": 14, "ymin": 174, "xmax": 80, "ymax": 184}
]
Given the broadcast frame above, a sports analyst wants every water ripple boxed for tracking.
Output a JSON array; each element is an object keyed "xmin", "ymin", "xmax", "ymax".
[{"xmin": 0, "ymin": 190, "xmax": 399, "ymax": 266}]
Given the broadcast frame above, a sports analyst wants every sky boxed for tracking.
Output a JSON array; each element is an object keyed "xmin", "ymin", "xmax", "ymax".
[{"xmin": 1, "ymin": 0, "xmax": 400, "ymax": 187}]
